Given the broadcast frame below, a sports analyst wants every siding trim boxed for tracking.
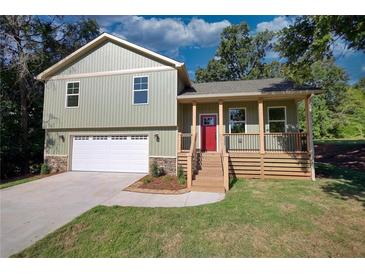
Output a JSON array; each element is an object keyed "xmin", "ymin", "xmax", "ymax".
[{"xmin": 48, "ymin": 66, "xmax": 174, "ymax": 81}]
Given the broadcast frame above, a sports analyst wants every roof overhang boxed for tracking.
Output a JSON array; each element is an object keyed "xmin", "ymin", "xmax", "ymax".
[
  {"xmin": 177, "ymin": 89, "xmax": 323, "ymax": 103},
  {"xmin": 36, "ymin": 33, "xmax": 191, "ymax": 86}
]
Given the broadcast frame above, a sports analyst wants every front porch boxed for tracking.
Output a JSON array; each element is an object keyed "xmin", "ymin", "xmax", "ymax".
[{"xmin": 177, "ymin": 95, "xmax": 315, "ymax": 192}]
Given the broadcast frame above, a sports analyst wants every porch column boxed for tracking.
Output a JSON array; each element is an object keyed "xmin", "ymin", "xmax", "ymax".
[
  {"xmin": 258, "ymin": 98, "xmax": 265, "ymax": 179},
  {"xmin": 192, "ymin": 101, "xmax": 197, "ymax": 136},
  {"xmin": 258, "ymin": 98, "xmax": 265, "ymax": 154},
  {"xmin": 305, "ymin": 95, "xmax": 315, "ymax": 181},
  {"xmin": 219, "ymin": 100, "xmax": 224, "ymax": 152}
]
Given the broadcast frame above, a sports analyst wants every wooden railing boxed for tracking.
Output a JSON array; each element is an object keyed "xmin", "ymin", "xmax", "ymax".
[
  {"xmin": 224, "ymin": 133, "xmax": 260, "ymax": 152},
  {"xmin": 224, "ymin": 132, "xmax": 308, "ymax": 153},
  {"xmin": 177, "ymin": 133, "xmax": 192, "ymax": 152},
  {"xmin": 221, "ymin": 134, "xmax": 229, "ymax": 192},
  {"xmin": 265, "ymin": 132, "xmax": 307, "ymax": 152},
  {"xmin": 186, "ymin": 133, "xmax": 197, "ymax": 188}
]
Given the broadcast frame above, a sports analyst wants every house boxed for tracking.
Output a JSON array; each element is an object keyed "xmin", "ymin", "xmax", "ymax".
[{"xmin": 36, "ymin": 33, "xmax": 321, "ymax": 193}]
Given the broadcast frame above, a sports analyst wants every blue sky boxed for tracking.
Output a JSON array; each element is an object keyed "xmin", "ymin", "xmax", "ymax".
[{"xmin": 88, "ymin": 15, "xmax": 364, "ymax": 83}]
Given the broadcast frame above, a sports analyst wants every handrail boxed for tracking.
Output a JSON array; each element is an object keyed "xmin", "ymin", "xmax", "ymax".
[{"xmin": 186, "ymin": 133, "xmax": 197, "ymax": 189}]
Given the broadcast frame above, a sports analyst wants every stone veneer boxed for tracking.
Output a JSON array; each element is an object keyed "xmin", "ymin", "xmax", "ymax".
[
  {"xmin": 45, "ymin": 155, "xmax": 68, "ymax": 173},
  {"xmin": 149, "ymin": 157, "xmax": 176, "ymax": 175}
]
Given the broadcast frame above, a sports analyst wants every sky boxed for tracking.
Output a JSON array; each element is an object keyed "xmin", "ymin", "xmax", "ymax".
[{"xmin": 84, "ymin": 15, "xmax": 364, "ymax": 83}]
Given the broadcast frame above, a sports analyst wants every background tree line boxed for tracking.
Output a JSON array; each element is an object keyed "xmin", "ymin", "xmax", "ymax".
[
  {"xmin": 1, "ymin": 15, "xmax": 364, "ymax": 180},
  {"xmin": 1, "ymin": 16, "xmax": 100, "ymax": 179},
  {"xmin": 196, "ymin": 16, "xmax": 365, "ymax": 140}
]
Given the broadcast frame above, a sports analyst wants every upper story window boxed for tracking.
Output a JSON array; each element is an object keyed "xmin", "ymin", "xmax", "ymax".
[
  {"xmin": 66, "ymin": 82, "xmax": 79, "ymax": 108},
  {"xmin": 133, "ymin": 76, "xmax": 148, "ymax": 104},
  {"xmin": 268, "ymin": 106, "xmax": 286, "ymax": 132},
  {"xmin": 229, "ymin": 108, "xmax": 246, "ymax": 133}
]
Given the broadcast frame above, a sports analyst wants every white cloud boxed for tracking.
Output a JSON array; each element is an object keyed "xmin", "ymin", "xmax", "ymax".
[
  {"xmin": 256, "ymin": 16, "xmax": 294, "ymax": 33},
  {"xmin": 95, "ymin": 16, "xmax": 230, "ymax": 57},
  {"xmin": 331, "ymin": 37, "xmax": 355, "ymax": 58}
]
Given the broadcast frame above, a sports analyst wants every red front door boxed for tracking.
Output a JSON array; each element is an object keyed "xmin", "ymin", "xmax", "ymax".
[{"xmin": 201, "ymin": 115, "xmax": 217, "ymax": 151}]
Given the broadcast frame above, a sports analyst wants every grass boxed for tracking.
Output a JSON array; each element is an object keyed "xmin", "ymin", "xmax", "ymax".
[
  {"xmin": 0, "ymin": 175, "xmax": 48, "ymax": 190},
  {"xmin": 314, "ymin": 138, "xmax": 365, "ymax": 146},
  {"xmin": 13, "ymin": 164, "xmax": 365, "ymax": 258}
]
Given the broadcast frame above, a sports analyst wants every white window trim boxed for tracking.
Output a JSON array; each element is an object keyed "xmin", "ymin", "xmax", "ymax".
[
  {"xmin": 132, "ymin": 75, "xmax": 149, "ymax": 105},
  {"xmin": 228, "ymin": 107, "xmax": 247, "ymax": 133},
  {"xmin": 65, "ymin": 81, "xmax": 80, "ymax": 109},
  {"xmin": 267, "ymin": 106, "xmax": 287, "ymax": 133}
]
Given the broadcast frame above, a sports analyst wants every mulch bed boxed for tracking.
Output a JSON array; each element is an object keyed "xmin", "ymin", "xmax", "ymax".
[
  {"xmin": 315, "ymin": 143, "xmax": 365, "ymax": 172},
  {"xmin": 124, "ymin": 175, "xmax": 189, "ymax": 194}
]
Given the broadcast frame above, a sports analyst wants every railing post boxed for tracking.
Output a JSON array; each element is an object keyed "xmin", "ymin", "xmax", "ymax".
[
  {"xmin": 177, "ymin": 132, "xmax": 181, "ymax": 153},
  {"xmin": 223, "ymin": 153, "xmax": 229, "ymax": 191},
  {"xmin": 187, "ymin": 154, "xmax": 192, "ymax": 189}
]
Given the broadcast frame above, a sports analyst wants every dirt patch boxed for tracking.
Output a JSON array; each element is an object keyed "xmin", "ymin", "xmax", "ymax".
[
  {"xmin": 315, "ymin": 142, "xmax": 365, "ymax": 172},
  {"xmin": 279, "ymin": 203, "xmax": 297, "ymax": 213},
  {"xmin": 124, "ymin": 175, "xmax": 189, "ymax": 194},
  {"xmin": 63, "ymin": 222, "xmax": 88, "ymax": 250},
  {"xmin": 162, "ymin": 233, "xmax": 183, "ymax": 256}
]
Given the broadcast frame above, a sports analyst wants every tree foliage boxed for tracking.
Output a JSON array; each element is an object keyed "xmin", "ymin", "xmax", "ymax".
[
  {"xmin": 195, "ymin": 22, "xmax": 278, "ymax": 82},
  {"xmin": 276, "ymin": 16, "xmax": 365, "ymax": 82},
  {"xmin": 0, "ymin": 16, "xmax": 100, "ymax": 179}
]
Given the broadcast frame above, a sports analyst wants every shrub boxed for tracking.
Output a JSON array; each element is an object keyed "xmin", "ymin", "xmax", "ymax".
[
  {"xmin": 30, "ymin": 163, "xmax": 41, "ymax": 174},
  {"xmin": 40, "ymin": 163, "xmax": 50, "ymax": 175},
  {"xmin": 177, "ymin": 165, "xmax": 186, "ymax": 185},
  {"xmin": 151, "ymin": 160, "xmax": 164, "ymax": 177},
  {"xmin": 143, "ymin": 175, "xmax": 152, "ymax": 184}
]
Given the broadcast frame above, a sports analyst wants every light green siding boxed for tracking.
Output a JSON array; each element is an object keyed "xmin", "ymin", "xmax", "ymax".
[
  {"xmin": 56, "ymin": 41, "xmax": 165, "ymax": 76},
  {"xmin": 43, "ymin": 69, "xmax": 177, "ymax": 129},
  {"xmin": 45, "ymin": 127, "xmax": 177, "ymax": 157}
]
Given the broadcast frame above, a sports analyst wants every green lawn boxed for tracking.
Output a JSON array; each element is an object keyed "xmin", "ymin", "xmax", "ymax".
[
  {"xmin": 0, "ymin": 175, "xmax": 48, "ymax": 190},
  {"xmin": 13, "ymin": 164, "xmax": 365, "ymax": 258}
]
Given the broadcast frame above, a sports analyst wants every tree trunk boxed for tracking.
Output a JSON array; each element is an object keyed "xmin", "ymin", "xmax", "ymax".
[{"xmin": 19, "ymin": 78, "xmax": 29, "ymax": 174}]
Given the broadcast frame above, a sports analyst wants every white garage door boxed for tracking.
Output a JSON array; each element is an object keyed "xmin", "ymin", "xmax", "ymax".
[{"xmin": 71, "ymin": 135, "xmax": 149, "ymax": 173}]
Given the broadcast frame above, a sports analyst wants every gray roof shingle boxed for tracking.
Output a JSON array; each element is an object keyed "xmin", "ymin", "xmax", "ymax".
[{"xmin": 179, "ymin": 78, "xmax": 318, "ymax": 97}]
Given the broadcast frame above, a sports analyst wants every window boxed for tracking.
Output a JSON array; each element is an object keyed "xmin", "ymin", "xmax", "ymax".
[
  {"xmin": 202, "ymin": 116, "xmax": 216, "ymax": 126},
  {"xmin": 268, "ymin": 106, "xmax": 286, "ymax": 132},
  {"xmin": 133, "ymin": 76, "xmax": 148, "ymax": 104},
  {"xmin": 66, "ymin": 82, "xmax": 79, "ymax": 107},
  {"xmin": 229, "ymin": 108, "xmax": 246, "ymax": 133}
]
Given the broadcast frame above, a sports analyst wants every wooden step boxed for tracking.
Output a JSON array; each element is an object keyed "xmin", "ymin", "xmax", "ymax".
[
  {"xmin": 196, "ymin": 167, "xmax": 223, "ymax": 176},
  {"xmin": 199, "ymin": 162, "xmax": 222, "ymax": 168},
  {"xmin": 191, "ymin": 185, "xmax": 225, "ymax": 193},
  {"xmin": 194, "ymin": 175, "xmax": 223, "ymax": 184}
]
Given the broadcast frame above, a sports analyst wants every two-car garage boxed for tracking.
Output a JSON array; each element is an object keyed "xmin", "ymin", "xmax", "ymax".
[{"xmin": 71, "ymin": 135, "xmax": 149, "ymax": 173}]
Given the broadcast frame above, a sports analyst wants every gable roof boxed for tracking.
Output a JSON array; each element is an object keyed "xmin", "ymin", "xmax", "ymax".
[
  {"xmin": 36, "ymin": 33, "xmax": 191, "ymax": 85},
  {"xmin": 178, "ymin": 78, "xmax": 321, "ymax": 100}
]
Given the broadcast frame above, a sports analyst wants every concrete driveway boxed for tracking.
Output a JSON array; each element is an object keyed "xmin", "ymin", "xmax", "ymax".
[{"xmin": 0, "ymin": 172, "xmax": 144, "ymax": 257}]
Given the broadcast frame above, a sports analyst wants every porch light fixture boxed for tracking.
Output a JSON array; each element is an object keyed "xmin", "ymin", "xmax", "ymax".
[
  {"xmin": 59, "ymin": 135, "xmax": 65, "ymax": 142},
  {"xmin": 154, "ymin": 133, "xmax": 160, "ymax": 142}
]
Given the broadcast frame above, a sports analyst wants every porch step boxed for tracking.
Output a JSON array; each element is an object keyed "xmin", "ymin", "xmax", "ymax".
[
  {"xmin": 191, "ymin": 185, "xmax": 225, "ymax": 193},
  {"xmin": 195, "ymin": 167, "xmax": 223, "ymax": 176},
  {"xmin": 194, "ymin": 175, "xmax": 223, "ymax": 184}
]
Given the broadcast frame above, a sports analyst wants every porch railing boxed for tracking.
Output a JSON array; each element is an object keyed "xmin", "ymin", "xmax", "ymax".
[
  {"xmin": 223, "ymin": 133, "xmax": 260, "ymax": 152},
  {"xmin": 178, "ymin": 133, "xmax": 192, "ymax": 152},
  {"xmin": 265, "ymin": 132, "xmax": 307, "ymax": 152},
  {"xmin": 224, "ymin": 132, "xmax": 308, "ymax": 153}
]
